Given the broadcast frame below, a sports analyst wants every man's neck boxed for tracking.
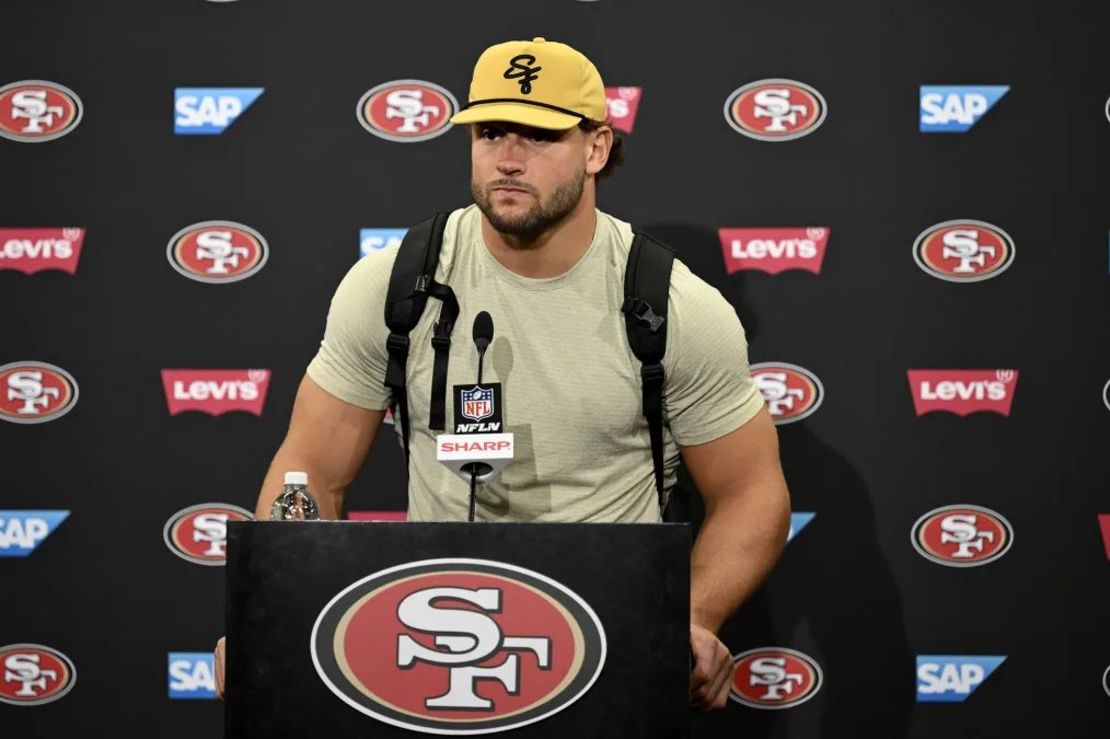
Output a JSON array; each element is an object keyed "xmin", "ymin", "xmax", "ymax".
[{"xmin": 479, "ymin": 197, "xmax": 597, "ymax": 279}]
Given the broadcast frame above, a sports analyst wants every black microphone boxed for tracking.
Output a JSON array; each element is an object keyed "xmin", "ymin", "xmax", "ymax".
[{"xmin": 472, "ymin": 311, "xmax": 494, "ymax": 384}]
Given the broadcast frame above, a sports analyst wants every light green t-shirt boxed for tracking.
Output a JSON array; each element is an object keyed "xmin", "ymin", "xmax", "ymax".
[{"xmin": 307, "ymin": 204, "xmax": 764, "ymax": 523}]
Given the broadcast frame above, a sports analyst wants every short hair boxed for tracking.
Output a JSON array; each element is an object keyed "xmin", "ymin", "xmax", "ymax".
[{"xmin": 578, "ymin": 119, "xmax": 624, "ymax": 182}]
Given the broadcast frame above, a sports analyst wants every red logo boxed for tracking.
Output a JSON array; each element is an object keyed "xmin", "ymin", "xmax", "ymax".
[
  {"xmin": 0, "ymin": 81, "xmax": 83, "ymax": 142},
  {"xmin": 0, "ymin": 644, "xmax": 76, "ymax": 705},
  {"xmin": 311, "ymin": 558, "xmax": 606, "ymax": 734},
  {"xmin": 347, "ymin": 511, "xmax": 407, "ymax": 521},
  {"xmin": 750, "ymin": 362, "xmax": 824, "ymax": 425},
  {"xmin": 1098, "ymin": 514, "xmax": 1110, "ymax": 560},
  {"xmin": 908, "ymin": 369, "xmax": 1018, "ymax": 417},
  {"xmin": 356, "ymin": 80, "xmax": 458, "ymax": 142},
  {"xmin": 730, "ymin": 647, "xmax": 822, "ymax": 709},
  {"xmin": 724, "ymin": 80, "xmax": 826, "ymax": 141},
  {"xmin": 161, "ymin": 369, "xmax": 271, "ymax": 416},
  {"xmin": 912, "ymin": 505, "xmax": 1013, "ymax": 567},
  {"xmin": 0, "ymin": 228, "xmax": 85, "ymax": 274},
  {"xmin": 913, "ymin": 220, "xmax": 1015, "ymax": 282},
  {"xmin": 163, "ymin": 503, "xmax": 253, "ymax": 566},
  {"xmin": 0, "ymin": 361, "xmax": 79, "ymax": 425},
  {"xmin": 719, "ymin": 227, "xmax": 829, "ymax": 275},
  {"xmin": 604, "ymin": 87, "xmax": 642, "ymax": 133},
  {"xmin": 166, "ymin": 221, "xmax": 268, "ymax": 283}
]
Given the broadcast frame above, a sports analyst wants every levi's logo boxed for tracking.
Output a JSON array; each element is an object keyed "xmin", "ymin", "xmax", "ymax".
[
  {"xmin": 719, "ymin": 227, "xmax": 829, "ymax": 275},
  {"xmin": 908, "ymin": 369, "xmax": 1018, "ymax": 417},
  {"xmin": 161, "ymin": 369, "xmax": 271, "ymax": 416},
  {"xmin": 604, "ymin": 87, "xmax": 642, "ymax": 133},
  {"xmin": 0, "ymin": 228, "xmax": 85, "ymax": 274}
]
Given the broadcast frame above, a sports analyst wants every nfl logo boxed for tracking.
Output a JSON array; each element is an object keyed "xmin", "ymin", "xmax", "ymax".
[{"xmin": 461, "ymin": 386, "xmax": 494, "ymax": 422}]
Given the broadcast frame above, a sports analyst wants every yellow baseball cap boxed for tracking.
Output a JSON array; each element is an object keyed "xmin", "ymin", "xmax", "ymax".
[{"xmin": 450, "ymin": 37, "xmax": 607, "ymax": 130}]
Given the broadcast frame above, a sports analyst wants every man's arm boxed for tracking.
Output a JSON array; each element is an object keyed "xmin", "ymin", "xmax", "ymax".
[
  {"xmin": 252, "ymin": 373, "xmax": 386, "ymax": 520},
  {"xmin": 217, "ymin": 373, "xmax": 385, "ymax": 699},
  {"xmin": 681, "ymin": 406, "xmax": 791, "ymax": 708}
]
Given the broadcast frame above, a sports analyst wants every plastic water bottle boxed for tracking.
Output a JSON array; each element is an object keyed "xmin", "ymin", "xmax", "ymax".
[{"xmin": 269, "ymin": 471, "xmax": 321, "ymax": 521}]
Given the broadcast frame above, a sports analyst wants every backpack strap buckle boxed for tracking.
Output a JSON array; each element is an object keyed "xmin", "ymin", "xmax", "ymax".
[{"xmin": 621, "ymin": 296, "xmax": 665, "ymax": 333}]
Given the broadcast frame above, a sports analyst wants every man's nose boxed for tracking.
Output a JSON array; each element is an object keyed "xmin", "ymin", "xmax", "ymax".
[{"xmin": 495, "ymin": 135, "xmax": 526, "ymax": 175}]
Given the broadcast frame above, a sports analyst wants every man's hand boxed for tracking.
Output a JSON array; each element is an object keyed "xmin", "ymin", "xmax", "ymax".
[
  {"xmin": 689, "ymin": 623, "xmax": 733, "ymax": 710},
  {"xmin": 214, "ymin": 636, "xmax": 226, "ymax": 700}
]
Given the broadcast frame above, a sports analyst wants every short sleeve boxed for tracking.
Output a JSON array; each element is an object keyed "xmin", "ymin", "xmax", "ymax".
[
  {"xmin": 305, "ymin": 245, "xmax": 399, "ymax": 410},
  {"xmin": 662, "ymin": 261, "xmax": 765, "ymax": 446}
]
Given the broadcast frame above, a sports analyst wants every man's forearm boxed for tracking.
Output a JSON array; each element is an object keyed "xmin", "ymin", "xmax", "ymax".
[{"xmin": 689, "ymin": 482, "xmax": 790, "ymax": 633}]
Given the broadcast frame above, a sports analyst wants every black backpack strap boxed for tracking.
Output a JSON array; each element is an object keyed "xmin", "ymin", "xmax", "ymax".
[
  {"xmin": 621, "ymin": 231, "xmax": 675, "ymax": 513},
  {"xmin": 384, "ymin": 212, "xmax": 450, "ymax": 462},
  {"xmin": 426, "ymin": 281, "xmax": 459, "ymax": 431}
]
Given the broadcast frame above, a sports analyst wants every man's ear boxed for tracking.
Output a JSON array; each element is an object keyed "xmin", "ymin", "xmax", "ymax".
[{"xmin": 585, "ymin": 126, "xmax": 613, "ymax": 176}]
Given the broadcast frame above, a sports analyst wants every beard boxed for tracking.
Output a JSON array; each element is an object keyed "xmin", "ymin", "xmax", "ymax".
[{"xmin": 471, "ymin": 169, "xmax": 586, "ymax": 243}]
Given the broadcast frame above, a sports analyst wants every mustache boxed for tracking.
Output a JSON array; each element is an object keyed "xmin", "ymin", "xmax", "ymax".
[{"xmin": 487, "ymin": 179, "xmax": 536, "ymax": 195}]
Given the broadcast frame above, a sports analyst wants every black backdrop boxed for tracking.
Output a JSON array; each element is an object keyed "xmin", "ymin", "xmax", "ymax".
[{"xmin": 2, "ymin": 0, "xmax": 1108, "ymax": 736}]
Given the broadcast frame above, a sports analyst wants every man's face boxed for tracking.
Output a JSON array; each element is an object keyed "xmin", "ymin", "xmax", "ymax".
[{"xmin": 470, "ymin": 121, "xmax": 589, "ymax": 242}]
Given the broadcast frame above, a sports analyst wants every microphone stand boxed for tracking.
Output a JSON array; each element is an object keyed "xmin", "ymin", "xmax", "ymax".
[{"xmin": 468, "ymin": 345, "xmax": 487, "ymax": 523}]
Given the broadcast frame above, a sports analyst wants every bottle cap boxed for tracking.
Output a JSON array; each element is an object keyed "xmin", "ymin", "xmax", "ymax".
[{"xmin": 284, "ymin": 471, "xmax": 308, "ymax": 486}]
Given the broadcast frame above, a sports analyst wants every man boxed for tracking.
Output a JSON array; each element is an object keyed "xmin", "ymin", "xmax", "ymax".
[{"xmin": 216, "ymin": 37, "xmax": 791, "ymax": 712}]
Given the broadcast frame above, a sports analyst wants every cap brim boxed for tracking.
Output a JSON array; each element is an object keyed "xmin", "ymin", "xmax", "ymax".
[{"xmin": 450, "ymin": 102, "xmax": 581, "ymax": 130}]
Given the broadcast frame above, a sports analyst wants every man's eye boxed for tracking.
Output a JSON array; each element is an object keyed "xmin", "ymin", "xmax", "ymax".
[{"xmin": 481, "ymin": 127, "xmax": 501, "ymax": 140}]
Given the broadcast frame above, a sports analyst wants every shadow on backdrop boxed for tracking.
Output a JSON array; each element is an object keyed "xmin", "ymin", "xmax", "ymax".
[{"xmin": 647, "ymin": 222, "xmax": 915, "ymax": 739}]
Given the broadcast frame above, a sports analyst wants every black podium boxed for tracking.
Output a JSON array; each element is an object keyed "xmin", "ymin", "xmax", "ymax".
[{"xmin": 225, "ymin": 521, "xmax": 691, "ymax": 738}]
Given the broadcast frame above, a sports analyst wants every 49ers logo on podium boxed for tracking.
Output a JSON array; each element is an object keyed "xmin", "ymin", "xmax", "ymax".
[
  {"xmin": 724, "ymin": 80, "xmax": 827, "ymax": 141},
  {"xmin": 0, "ymin": 644, "xmax": 76, "ymax": 706},
  {"xmin": 0, "ymin": 81, "xmax": 83, "ymax": 142},
  {"xmin": 311, "ymin": 558, "xmax": 607, "ymax": 735},
  {"xmin": 750, "ymin": 362, "xmax": 824, "ymax": 425},
  {"xmin": 912, "ymin": 504, "xmax": 1013, "ymax": 568},
  {"xmin": 913, "ymin": 220, "xmax": 1015, "ymax": 283},
  {"xmin": 166, "ymin": 221, "xmax": 268, "ymax": 284},
  {"xmin": 356, "ymin": 80, "xmax": 458, "ymax": 143},
  {"xmin": 0, "ymin": 361, "xmax": 79, "ymax": 425},
  {"xmin": 730, "ymin": 647, "xmax": 822, "ymax": 709},
  {"xmin": 163, "ymin": 503, "xmax": 253, "ymax": 566}
]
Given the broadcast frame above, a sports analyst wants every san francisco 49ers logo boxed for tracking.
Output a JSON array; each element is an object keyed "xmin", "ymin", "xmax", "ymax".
[
  {"xmin": 166, "ymin": 221, "xmax": 268, "ymax": 284},
  {"xmin": 750, "ymin": 362, "xmax": 824, "ymax": 425},
  {"xmin": 913, "ymin": 219, "xmax": 1015, "ymax": 283},
  {"xmin": 724, "ymin": 80, "xmax": 826, "ymax": 141},
  {"xmin": 0, "ymin": 81, "xmax": 83, "ymax": 143},
  {"xmin": 730, "ymin": 647, "xmax": 822, "ymax": 709},
  {"xmin": 0, "ymin": 361, "xmax": 79, "ymax": 425},
  {"xmin": 163, "ymin": 503, "xmax": 253, "ymax": 566},
  {"xmin": 912, "ymin": 504, "xmax": 1013, "ymax": 568},
  {"xmin": 0, "ymin": 644, "xmax": 76, "ymax": 706},
  {"xmin": 356, "ymin": 80, "xmax": 458, "ymax": 143},
  {"xmin": 311, "ymin": 558, "xmax": 607, "ymax": 735}
]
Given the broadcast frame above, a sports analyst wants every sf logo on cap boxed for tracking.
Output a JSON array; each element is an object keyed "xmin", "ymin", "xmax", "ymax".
[{"xmin": 505, "ymin": 54, "xmax": 542, "ymax": 94}]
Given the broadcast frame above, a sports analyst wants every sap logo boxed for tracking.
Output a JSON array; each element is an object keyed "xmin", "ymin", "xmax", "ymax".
[
  {"xmin": 786, "ymin": 512, "xmax": 815, "ymax": 543},
  {"xmin": 359, "ymin": 228, "xmax": 406, "ymax": 258},
  {"xmin": 168, "ymin": 653, "xmax": 216, "ymax": 699},
  {"xmin": 916, "ymin": 656, "xmax": 1005, "ymax": 702},
  {"xmin": 174, "ymin": 88, "xmax": 264, "ymax": 135},
  {"xmin": 920, "ymin": 86, "xmax": 1009, "ymax": 132},
  {"xmin": 0, "ymin": 511, "xmax": 69, "ymax": 557}
]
